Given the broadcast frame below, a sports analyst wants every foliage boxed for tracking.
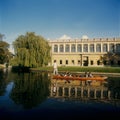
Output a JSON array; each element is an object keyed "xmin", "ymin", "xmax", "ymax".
[
  {"xmin": 0, "ymin": 40, "xmax": 11, "ymax": 64},
  {"xmin": 102, "ymin": 52, "xmax": 120, "ymax": 65},
  {"xmin": 12, "ymin": 32, "xmax": 51, "ymax": 67},
  {"xmin": 10, "ymin": 72, "xmax": 50, "ymax": 109}
]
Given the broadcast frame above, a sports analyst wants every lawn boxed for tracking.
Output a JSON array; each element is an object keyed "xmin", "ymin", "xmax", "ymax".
[{"xmin": 30, "ymin": 66, "xmax": 120, "ymax": 73}]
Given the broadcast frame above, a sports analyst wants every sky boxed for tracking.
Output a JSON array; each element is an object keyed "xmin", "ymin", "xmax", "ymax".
[{"xmin": 0, "ymin": 0, "xmax": 120, "ymax": 45}]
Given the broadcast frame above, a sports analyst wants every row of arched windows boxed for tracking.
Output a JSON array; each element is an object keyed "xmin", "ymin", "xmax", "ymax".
[{"xmin": 53, "ymin": 43, "xmax": 120, "ymax": 53}]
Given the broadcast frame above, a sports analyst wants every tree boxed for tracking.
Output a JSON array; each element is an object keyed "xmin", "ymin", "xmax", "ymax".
[
  {"xmin": 102, "ymin": 52, "xmax": 120, "ymax": 66},
  {"xmin": 12, "ymin": 32, "xmax": 51, "ymax": 67},
  {"xmin": 0, "ymin": 40, "xmax": 11, "ymax": 64}
]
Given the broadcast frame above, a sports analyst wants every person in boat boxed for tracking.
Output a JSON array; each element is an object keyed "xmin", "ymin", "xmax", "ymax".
[
  {"xmin": 62, "ymin": 71, "xmax": 70, "ymax": 76},
  {"xmin": 84, "ymin": 72, "xmax": 88, "ymax": 77},
  {"xmin": 64, "ymin": 71, "xmax": 71, "ymax": 83},
  {"xmin": 88, "ymin": 72, "xmax": 93, "ymax": 77},
  {"xmin": 86, "ymin": 72, "xmax": 93, "ymax": 85},
  {"xmin": 53, "ymin": 60, "xmax": 58, "ymax": 75},
  {"xmin": 64, "ymin": 71, "xmax": 68, "ymax": 76}
]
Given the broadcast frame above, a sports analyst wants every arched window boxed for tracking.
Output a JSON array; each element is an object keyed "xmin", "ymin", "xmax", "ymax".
[
  {"xmin": 72, "ymin": 60, "xmax": 74, "ymax": 64},
  {"xmin": 59, "ymin": 45, "xmax": 64, "ymax": 52},
  {"xmin": 96, "ymin": 44, "xmax": 101, "ymax": 52},
  {"xmin": 90, "ymin": 44, "xmax": 94, "ymax": 52},
  {"xmin": 54, "ymin": 45, "xmax": 58, "ymax": 52},
  {"xmin": 116, "ymin": 44, "xmax": 120, "ymax": 53},
  {"xmin": 97, "ymin": 60, "xmax": 100, "ymax": 65},
  {"xmin": 65, "ymin": 44, "xmax": 70, "ymax": 52},
  {"xmin": 77, "ymin": 44, "xmax": 82, "ymax": 52},
  {"xmin": 71, "ymin": 44, "xmax": 76, "ymax": 52},
  {"xmin": 103, "ymin": 44, "xmax": 107, "ymax": 52},
  {"xmin": 109, "ymin": 43, "xmax": 114, "ymax": 52},
  {"xmin": 66, "ymin": 60, "xmax": 68, "ymax": 64},
  {"xmin": 83, "ymin": 44, "xmax": 88, "ymax": 52},
  {"xmin": 60, "ymin": 60, "xmax": 62, "ymax": 64}
]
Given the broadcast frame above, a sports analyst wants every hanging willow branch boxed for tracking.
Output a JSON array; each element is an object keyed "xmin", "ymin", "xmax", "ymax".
[{"xmin": 12, "ymin": 32, "xmax": 51, "ymax": 67}]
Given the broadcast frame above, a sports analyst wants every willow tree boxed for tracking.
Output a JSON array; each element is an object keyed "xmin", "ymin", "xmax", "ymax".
[
  {"xmin": 12, "ymin": 32, "xmax": 51, "ymax": 67},
  {"xmin": 0, "ymin": 40, "xmax": 11, "ymax": 64}
]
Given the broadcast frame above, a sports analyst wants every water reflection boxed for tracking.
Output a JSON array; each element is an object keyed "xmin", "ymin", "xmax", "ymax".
[
  {"xmin": 0, "ymin": 70, "xmax": 8, "ymax": 96},
  {"xmin": 10, "ymin": 72, "xmax": 50, "ymax": 109},
  {"xmin": 107, "ymin": 77, "xmax": 120, "ymax": 99},
  {"xmin": 0, "ymin": 70, "xmax": 120, "ymax": 119},
  {"xmin": 0, "ymin": 70, "xmax": 50, "ymax": 109},
  {"xmin": 0, "ymin": 71, "xmax": 120, "ymax": 106},
  {"xmin": 50, "ymin": 77, "xmax": 120, "ymax": 102}
]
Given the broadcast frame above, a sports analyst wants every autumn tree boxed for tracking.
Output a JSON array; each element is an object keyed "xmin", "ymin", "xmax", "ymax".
[{"xmin": 12, "ymin": 32, "xmax": 51, "ymax": 67}]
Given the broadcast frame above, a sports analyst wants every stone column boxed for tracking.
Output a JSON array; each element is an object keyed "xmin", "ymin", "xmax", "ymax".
[
  {"xmin": 56, "ymin": 86, "xmax": 59, "ymax": 97},
  {"xmin": 108, "ymin": 91, "xmax": 111, "ymax": 100},
  {"xmin": 88, "ymin": 43, "xmax": 89, "ymax": 52},
  {"xmin": 81, "ymin": 87, "xmax": 83, "ymax": 98},
  {"xmin": 101, "ymin": 43, "xmax": 103, "ymax": 52},
  {"xmin": 68, "ymin": 87, "xmax": 71, "ymax": 97},
  {"xmin": 75, "ymin": 87, "xmax": 77, "ymax": 98},
  {"xmin": 94, "ymin": 43, "xmax": 96, "ymax": 52},
  {"xmin": 88, "ymin": 88, "xmax": 90, "ymax": 98},
  {"xmin": 70, "ymin": 44, "xmax": 71, "ymax": 52},
  {"xmin": 107, "ymin": 43, "xmax": 109, "ymax": 52},
  {"xmin": 62, "ymin": 87, "xmax": 65, "ymax": 97},
  {"xmin": 94, "ymin": 89, "xmax": 96, "ymax": 99},
  {"xmin": 101, "ymin": 89, "xmax": 103, "ymax": 99}
]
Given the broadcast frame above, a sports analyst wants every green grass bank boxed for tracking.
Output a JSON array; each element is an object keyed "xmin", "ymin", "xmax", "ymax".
[{"xmin": 30, "ymin": 66, "xmax": 120, "ymax": 73}]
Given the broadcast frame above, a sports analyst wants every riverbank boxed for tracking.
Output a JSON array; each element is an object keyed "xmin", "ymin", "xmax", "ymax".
[
  {"xmin": 30, "ymin": 69, "xmax": 120, "ymax": 77},
  {"xmin": 31, "ymin": 66, "xmax": 120, "ymax": 72},
  {"xmin": 30, "ymin": 66, "xmax": 120, "ymax": 77},
  {"xmin": 1, "ymin": 66, "xmax": 120, "ymax": 77}
]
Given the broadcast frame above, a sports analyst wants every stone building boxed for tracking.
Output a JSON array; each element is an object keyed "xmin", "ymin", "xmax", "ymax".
[{"xmin": 49, "ymin": 35, "xmax": 120, "ymax": 67}]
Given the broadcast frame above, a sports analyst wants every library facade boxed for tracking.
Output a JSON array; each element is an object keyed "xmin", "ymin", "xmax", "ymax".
[{"xmin": 49, "ymin": 37, "xmax": 120, "ymax": 67}]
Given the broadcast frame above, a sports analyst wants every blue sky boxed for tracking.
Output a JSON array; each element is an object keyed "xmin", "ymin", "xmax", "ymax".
[{"xmin": 0, "ymin": 0, "xmax": 120, "ymax": 44}]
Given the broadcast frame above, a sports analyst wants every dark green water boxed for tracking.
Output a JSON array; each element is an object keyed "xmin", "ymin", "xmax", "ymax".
[{"xmin": 0, "ymin": 69, "xmax": 120, "ymax": 120}]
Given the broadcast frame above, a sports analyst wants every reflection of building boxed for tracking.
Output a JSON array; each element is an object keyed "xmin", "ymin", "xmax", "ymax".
[
  {"xmin": 50, "ymin": 80, "xmax": 111, "ymax": 100},
  {"xmin": 50, "ymin": 81, "xmax": 120, "ymax": 106},
  {"xmin": 49, "ymin": 37, "xmax": 120, "ymax": 66}
]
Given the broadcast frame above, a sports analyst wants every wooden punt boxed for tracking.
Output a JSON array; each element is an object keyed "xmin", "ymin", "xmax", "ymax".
[{"xmin": 52, "ymin": 75, "xmax": 108, "ymax": 81}]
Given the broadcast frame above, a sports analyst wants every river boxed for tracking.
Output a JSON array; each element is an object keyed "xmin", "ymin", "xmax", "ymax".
[{"xmin": 0, "ymin": 69, "xmax": 120, "ymax": 119}]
